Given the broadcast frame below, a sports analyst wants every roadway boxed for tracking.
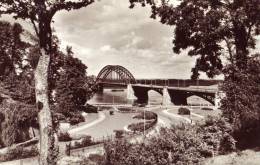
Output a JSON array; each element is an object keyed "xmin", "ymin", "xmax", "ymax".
[{"xmin": 132, "ymin": 84, "xmax": 218, "ymax": 93}]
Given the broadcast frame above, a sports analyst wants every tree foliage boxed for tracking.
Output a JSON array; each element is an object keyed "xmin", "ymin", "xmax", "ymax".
[
  {"xmin": 0, "ymin": 21, "xmax": 92, "ymax": 148},
  {"xmin": 55, "ymin": 47, "xmax": 89, "ymax": 124},
  {"xmin": 130, "ymin": 0, "xmax": 260, "ymax": 79},
  {"xmin": 221, "ymin": 55, "xmax": 260, "ymax": 147},
  {"xmin": 0, "ymin": 100, "xmax": 37, "ymax": 147},
  {"xmin": 105, "ymin": 117, "xmax": 235, "ymax": 165},
  {"xmin": 0, "ymin": 21, "xmax": 30, "ymax": 78},
  {"xmin": 0, "ymin": 1, "xmax": 96, "ymax": 163},
  {"xmin": 130, "ymin": 0, "xmax": 260, "ymax": 148}
]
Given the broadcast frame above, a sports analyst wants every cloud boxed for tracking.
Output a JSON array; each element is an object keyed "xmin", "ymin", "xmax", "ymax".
[{"xmin": 100, "ymin": 45, "xmax": 112, "ymax": 52}]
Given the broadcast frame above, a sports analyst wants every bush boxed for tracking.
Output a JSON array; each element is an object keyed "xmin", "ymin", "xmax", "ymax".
[
  {"xmin": 58, "ymin": 132, "xmax": 72, "ymax": 142},
  {"xmin": 69, "ymin": 113, "xmax": 85, "ymax": 125},
  {"xmin": 114, "ymin": 130, "xmax": 124, "ymax": 138},
  {"xmin": 0, "ymin": 146, "xmax": 38, "ymax": 162},
  {"xmin": 201, "ymin": 107, "xmax": 213, "ymax": 111},
  {"xmin": 81, "ymin": 136, "xmax": 92, "ymax": 146},
  {"xmin": 84, "ymin": 104, "xmax": 98, "ymax": 113},
  {"xmin": 178, "ymin": 107, "xmax": 191, "ymax": 115},
  {"xmin": 54, "ymin": 113, "xmax": 66, "ymax": 121},
  {"xmin": 128, "ymin": 120, "xmax": 156, "ymax": 132},
  {"xmin": 105, "ymin": 116, "xmax": 236, "ymax": 165},
  {"xmin": 71, "ymin": 136, "xmax": 99, "ymax": 149},
  {"xmin": 133, "ymin": 111, "xmax": 157, "ymax": 120},
  {"xmin": 118, "ymin": 107, "xmax": 135, "ymax": 112}
]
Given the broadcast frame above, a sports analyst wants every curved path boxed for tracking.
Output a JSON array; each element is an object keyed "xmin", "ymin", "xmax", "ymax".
[{"xmin": 68, "ymin": 112, "xmax": 106, "ymax": 136}]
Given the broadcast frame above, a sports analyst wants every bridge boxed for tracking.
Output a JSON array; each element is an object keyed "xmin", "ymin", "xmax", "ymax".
[{"xmin": 94, "ymin": 65, "xmax": 221, "ymax": 106}]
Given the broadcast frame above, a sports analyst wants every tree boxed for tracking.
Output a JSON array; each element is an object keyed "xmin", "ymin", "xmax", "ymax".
[
  {"xmin": 130, "ymin": 0, "xmax": 260, "ymax": 147},
  {"xmin": 55, "ymin": 47, "xmax": 88, "ymax": 124},
  {"xmin": 221, "ymin": 55, "xmax": 260, "ymax": 148},
  {"xmin": 130, "ymin": 0, "xmax": 259, "ymax": 78},
  {"xmin": 0, "ymin": 21, "xmax": 29, "ymax": 78},
  {"xmin": 0, "ymin": 1, "xmax": 95, "ymax": 164}
]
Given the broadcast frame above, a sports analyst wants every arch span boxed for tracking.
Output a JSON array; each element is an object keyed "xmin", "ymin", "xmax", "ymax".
[
  {"xmin": 96, "ymin": 65, "xmax": 135, "ymax": 84},
  {"xmin": 186, "ymin": 93, "xmax": 215, "ymax": 105}
]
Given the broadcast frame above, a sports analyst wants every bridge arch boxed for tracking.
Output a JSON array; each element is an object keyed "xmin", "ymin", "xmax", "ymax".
[
  {"xmin": 147, "ymin": 89, "xmax": 164, "ymax": 105},
  {"xmin": 147, "ymin": 88, "xmax": 163, "ymax": 95},
  {"xmin": 96, "ymin": 65, "xmax": 135, "ymax": 84},
  {"xmin": 186, "ymin": 93, "xmax": 215, "ymax": 105}
]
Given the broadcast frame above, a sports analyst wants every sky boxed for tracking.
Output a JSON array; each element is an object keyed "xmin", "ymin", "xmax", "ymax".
[
  {"xmin": 52, "ymin": 0, "xmax": 200, "ymax": 79},
  {"xmin": 5, "ymin": 0, "xmax": 259, "ymax": 79}
]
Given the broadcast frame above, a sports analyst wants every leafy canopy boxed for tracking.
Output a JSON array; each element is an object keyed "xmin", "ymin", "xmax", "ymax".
[
  {"xmin": 0, "ymin": 0, "xmax": 95, "ymax": 52},
  {"xmin": 130, "ymin": 0, "xmax": 260, "ymax": 79}
]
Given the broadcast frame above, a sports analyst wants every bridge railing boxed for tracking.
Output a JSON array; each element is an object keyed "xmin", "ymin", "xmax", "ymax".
[
  {"xmin": 135, "ymin": 79, "xmax": 221, "ymax": 87},
  {"xmin": 96, "ymin": 78, "xmax": 221, "ymax": 89}
]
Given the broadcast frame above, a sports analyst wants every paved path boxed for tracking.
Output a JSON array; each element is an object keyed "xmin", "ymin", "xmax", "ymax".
[{"xmin": 68, "ymin": 112, "xmax": 106, "ymax": 136}]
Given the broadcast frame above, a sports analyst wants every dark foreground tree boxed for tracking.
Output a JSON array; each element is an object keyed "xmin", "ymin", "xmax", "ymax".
[
  {"xmin": 130, "ymin": 0, "xmax": 259, "ymax": 78},
  {"xmin": 0, "ymin": 1, "xmax": 95, "ymax": 164},
  {"xmin": 221, "ymin": 55, "xmax": 260, "ymax": 148},
  {"xmin": 130, "ymin": 0, "xmax": 260, "ymax": 147}
]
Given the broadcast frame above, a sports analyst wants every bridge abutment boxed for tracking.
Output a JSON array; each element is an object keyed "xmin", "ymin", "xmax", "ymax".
[
  {"xmin": 127, "ymin": 84, "xmax": 136, "ymax": 100},
  {"xmin": 162, "ymin": 87, "xmax": 171, "ymax": 106}
]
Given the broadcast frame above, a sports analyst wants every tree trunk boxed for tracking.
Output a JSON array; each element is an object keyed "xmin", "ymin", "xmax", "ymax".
[
  {"xmin": 233, "ymin": 22, "xmax": 249, "ymax": 69},
  {"xmin": 35, "ymin": 48, "xmax": 57, "ymax": 165}
]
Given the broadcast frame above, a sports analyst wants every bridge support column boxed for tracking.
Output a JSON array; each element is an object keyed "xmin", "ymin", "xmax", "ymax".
[
  {"xmin": 127, "ymin": 84, "xmax": 136, "ymax": 100},
  {"xmin": 168, "ymin": 90, "xmax": 188, "ymax": 105},
  {"xmin": 162, "ymin": 87, "xmax": 171, "ymax": 106}
]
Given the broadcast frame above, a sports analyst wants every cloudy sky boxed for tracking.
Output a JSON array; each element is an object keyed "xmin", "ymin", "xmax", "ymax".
[
  {"xmin": 52, "ymin": 0, "xmax": 200, "ymax": 79},
  {"xmin": 2, "ymin": 0, "xmax": 259, "ymax": 79}
]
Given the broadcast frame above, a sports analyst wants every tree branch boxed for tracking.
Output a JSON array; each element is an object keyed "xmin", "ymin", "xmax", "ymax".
[
  {"xmin": 50, "ymin": 0, "xmax": 95, "ymax": 16},
  {"xmin": 30, "ymin": 18, "xmax": 39, "ymax": 38}
]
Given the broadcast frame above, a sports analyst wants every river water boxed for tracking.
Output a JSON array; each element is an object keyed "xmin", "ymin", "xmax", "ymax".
[{"xmin": 80, "ymin": 88, "xmax": 211, "ymax": 139}]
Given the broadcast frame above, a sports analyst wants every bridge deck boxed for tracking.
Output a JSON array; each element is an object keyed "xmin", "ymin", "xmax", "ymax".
[{"xmin": 132, "ymin": 84, "xmax": 217, "ymax": 93}]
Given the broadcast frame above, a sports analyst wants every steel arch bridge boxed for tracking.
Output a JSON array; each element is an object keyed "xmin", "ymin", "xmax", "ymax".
[{"xmin": 96, "ymin": 65, "xmax": 135, "ymax": 84}]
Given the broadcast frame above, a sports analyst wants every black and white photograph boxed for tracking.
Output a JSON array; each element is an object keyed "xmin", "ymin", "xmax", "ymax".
[{"xmin": 0, "ymin": 0, "xmax": 259, "ymax": 164}]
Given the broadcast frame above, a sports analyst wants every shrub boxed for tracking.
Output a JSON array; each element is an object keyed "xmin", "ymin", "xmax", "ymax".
[
  {"xmin": 69, "ymin": 113, "xmax": 85, "ymax": 125},
  {"xmin": 201, "ymin": 107, "xmax": 213, "ymax": 111},
  {"xmin": 105, "ymin": 116, "xmax": 236, "ymax": 165},
  {"xmin": 178, "ymin": 107, "xmax": 191, "ymax": 115},
  {"xmin": 54, "ymin": 113, "xmax": 66, "ymax": 121},
  {"xmin": 81, "ymin": 136, "xmax": 92, "ymax": 146},
  {"xmin": 84, "ymin": 104, "xmax": 98, "ymax": 113},
  {"xmin": 71, "ymin": 136, "xmax": 99, "ymax": 149},
  {"xmin": 128, "ymin": 120, "xmax": 156, "ymax": 132},
  {"xmin": 118, "ymin": 107, "xmax": 135, "ymax": 112},
  {"xmin": 58, "ymin": 132, "xmax": 72, "ymax": 142},
  {"xmin": 0, "ymin": 146, "xmax": 38, "ymax": 162},
  {"xmin": 133, "ymin": 111, "xmax": 157, "ymax": 120},
  {"xmin": 114, "ymin": 130, "xmax": 124, "ymax": 138}
]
